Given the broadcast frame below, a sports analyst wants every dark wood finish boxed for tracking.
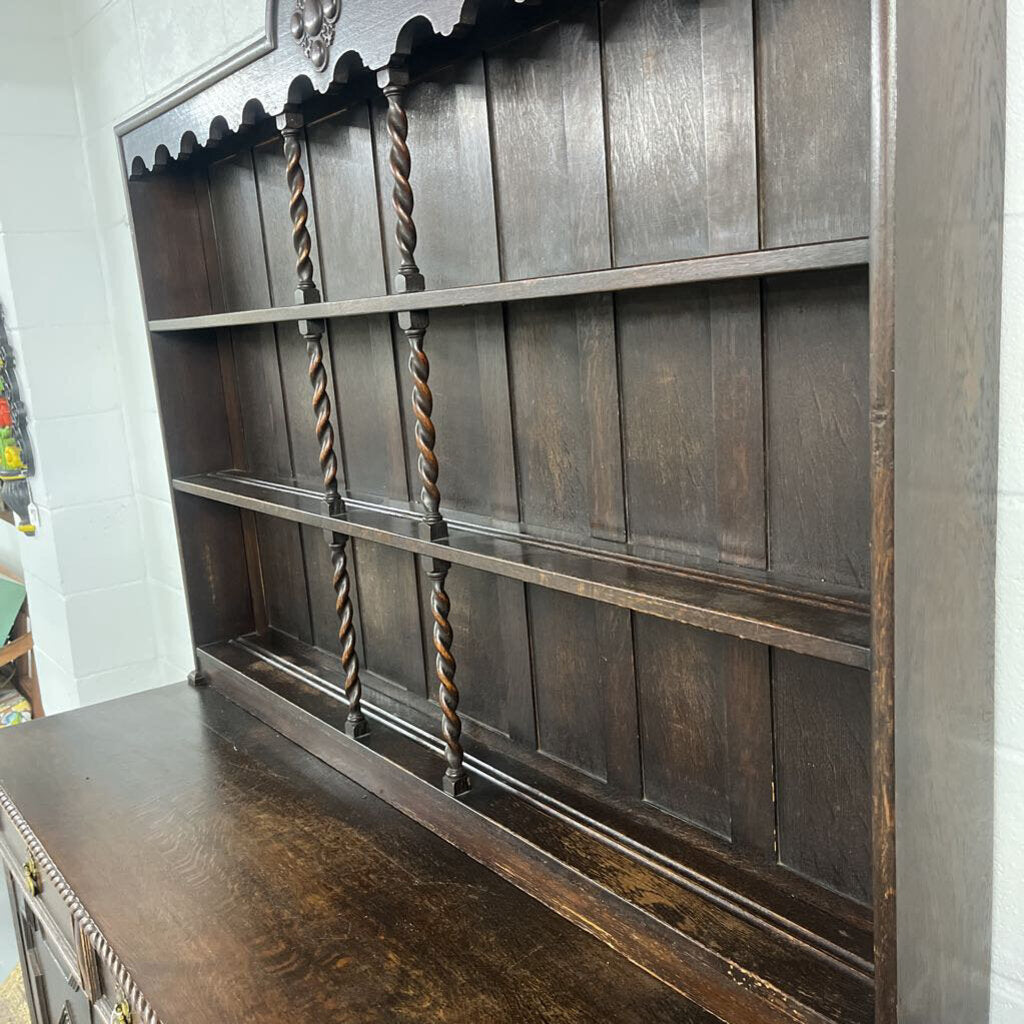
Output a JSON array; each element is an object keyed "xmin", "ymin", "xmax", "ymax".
[
  {"xmin": 173, "ymin": 470, "xmax": 871, "ymax": 667},
  {"xmin": 196, "ymin": 643, "xmax": 875, "ymax": 1024},
  {"xmin": 90, "ymin": 1, "xmax": 1006, "ymax": 1022},
  {"xmin": 146, "ymin": 238, "xmax": 871, "ymax": 331},
  {"xmin": 0, "ymin": 685, "xmax": 725, "ymax": 1024}
]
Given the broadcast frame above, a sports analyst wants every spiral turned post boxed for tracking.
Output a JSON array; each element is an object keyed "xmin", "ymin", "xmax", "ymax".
[
  {"xmin": 278, "ymin": 110, "xmax": 367, "ymax": 739},
  {"xmin": 378, "ymin": 67, "xmax": 469, "ymax": 796}
]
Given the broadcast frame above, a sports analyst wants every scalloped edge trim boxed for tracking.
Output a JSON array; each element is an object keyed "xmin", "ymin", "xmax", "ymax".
[
  {"xmin": 0, "ymin": 786, "xmax": 163, "ymax": 1024},
  {"xmin": 126, "ymin": 0, "xmax": 535, "ymax": 173}
]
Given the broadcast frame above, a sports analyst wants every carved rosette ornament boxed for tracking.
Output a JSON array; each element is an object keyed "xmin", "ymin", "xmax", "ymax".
[{"xmin": 290, "ymin": 0, "xmax": 340, "ymax": 71}]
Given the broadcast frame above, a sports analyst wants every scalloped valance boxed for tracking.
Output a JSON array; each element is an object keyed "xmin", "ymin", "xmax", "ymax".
[{"xmin": 118, "ymin": 0, "xmax": 529, "ymax": 172}]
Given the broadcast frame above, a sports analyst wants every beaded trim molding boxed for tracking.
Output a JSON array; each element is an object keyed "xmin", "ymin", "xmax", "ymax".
[{"xmin": 0, "ymin": 786, "xmax": 163, "ymax": 1024}]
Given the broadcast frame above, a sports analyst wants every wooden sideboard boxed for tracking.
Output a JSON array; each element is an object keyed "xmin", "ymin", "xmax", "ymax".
[{"xmin": 0, "ymin": 0, "xmax": 1004, "ymax": 1022}]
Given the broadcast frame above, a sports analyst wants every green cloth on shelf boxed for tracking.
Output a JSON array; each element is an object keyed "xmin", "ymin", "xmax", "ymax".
[{"xmin": 0, "ymin": 576, "xmax": 24, "ymax": 645}]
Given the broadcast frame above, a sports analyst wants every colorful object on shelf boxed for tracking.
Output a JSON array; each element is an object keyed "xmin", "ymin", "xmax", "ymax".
[
  {"xmin": 0, "ymin": 687, "xmax": 31, "ymax": 728},
  {"xmin": 0, "ymin": 307, "xmax": 35, "ymax": 535}
]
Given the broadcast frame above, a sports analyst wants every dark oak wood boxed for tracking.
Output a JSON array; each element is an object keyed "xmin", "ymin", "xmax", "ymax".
[
  {"xmin": 196, "ymin": 640, "xmax": 875, "ymax": 1024},
  {"xmin": 86, "ymin": 1, "xmax": 1007, "ymax": 1022},
  {"xmin": 173, "ymin": 470, "xmax": 871, "ymax": 667},
  {"xmin": 0, "ymin": 684, "xmax": 727, "ymax": 1024},
  {"xmin": 147, "ymin": 237, "xmax": 871, "ymax": 331}
]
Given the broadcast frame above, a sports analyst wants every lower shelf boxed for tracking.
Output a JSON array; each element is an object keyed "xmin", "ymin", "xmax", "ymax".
[{"xmin": 198, "ymin": 631, "xmax": 875, "ymax": 1024}]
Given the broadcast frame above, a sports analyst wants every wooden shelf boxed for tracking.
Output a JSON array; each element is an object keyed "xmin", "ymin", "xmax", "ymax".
[
  {"xmin": 148, "ymin": 238, "xmax": 869, "ymax": 333},
  {"xmin": 196, "ymin": 634, "xmax": 874, "ymax": 1024},
  {"xmin": 174, "ymin": 471, "xmax": 871, "ymax": 668}
]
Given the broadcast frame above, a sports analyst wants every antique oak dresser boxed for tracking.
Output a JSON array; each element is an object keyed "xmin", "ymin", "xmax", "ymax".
[{"xmin": 0, "ymin": 1, "xmax": 1005, "ymax": 1022}]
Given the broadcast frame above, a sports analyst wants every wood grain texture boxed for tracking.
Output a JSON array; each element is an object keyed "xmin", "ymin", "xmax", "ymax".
[
  {"xmin": 487, "ymin": 8, "xmax": 611, "ymax": 279},
  {"xmin": 173, "ymin": 471, "xmax": 872, "ymax": 667},
  {"xmin": 0, "ymin": 684, "xmax": 720, "ymax": 1024},
  {"xmin": 602, "ymin": 0, "xmax": 757, "ymax": 265},
  {"xmin": 756, "ymin": 0, "xmax": 871, "ymax": 247},
  {"xmin": 376, "ymin": 57, "xmax": 500, "ymax": 291},
  {"xmin": 765, "ymin": 269, "xmax": 870, "ymax": 590},
  {"xmin": 619, "ymin": 281, "xmax": 765, "ymax": 566},
  {"xmin": 198, "ymin": 638, "xmax": 875, "ymax": 1024},
  {"xmin": 773, "ymin": 651, "xmax": 872, "ymax": 905},
  {"xmin": 147, "ymin": 238, "xmax": 871, "ymax": 331},
  {"xmin": 506, "ymin": 294, "xmax": 625, "ymax": 540},
  {"xmin": 886, "ymin": 0, "xmax": 1005, "ymax": 1018}
]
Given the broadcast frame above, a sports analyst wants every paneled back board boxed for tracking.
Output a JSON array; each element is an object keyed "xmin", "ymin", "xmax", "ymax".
[{"xmin": 105, "ymin": 1, "xmax": 1004, "ymax": 1022}]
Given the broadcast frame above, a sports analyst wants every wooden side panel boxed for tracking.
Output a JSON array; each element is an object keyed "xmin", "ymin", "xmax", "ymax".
[
  {"xmin": 756, "ymin": 0, "xmax": 871, "ymax": 247},
  {"xmin": 151, "ymin": 332, "xmax": 253, "ymax": 645},
  {"xmin": 773, "ymin": 651, "xmax": 872, "ymax": 904},
  {"xmin": 486, "ymin": 9, "xmax": 610, "ymax": 279},
  {"xmin": 619, "ymin": 281, "xmax": 765, "ymax": 566},
  {"xmin": 887, "ymin": 0, "xmax": 1004, "ymax": 1015},
  {"xmin": 506, "ymin": 294, "xmax": 624, "ymax": 540},
  {"xmin": 208, "ymin": 155, "xmax": 312, "ymax": 644},
  {"xmin": 602, "ymin": 0, "xmax": 758, "ymax": 266},
  {"xmin": 129, "ymin": 175, "xmax": 214, "ymax": 320},
  {"xmin": 765, "ymin": 268, "xmax": 870, "ymax": 590}
]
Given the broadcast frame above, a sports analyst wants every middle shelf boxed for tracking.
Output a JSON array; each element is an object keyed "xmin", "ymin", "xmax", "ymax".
[{"xmin": 174, "ymin": 470, "xmax": 871, "ymax": 668}]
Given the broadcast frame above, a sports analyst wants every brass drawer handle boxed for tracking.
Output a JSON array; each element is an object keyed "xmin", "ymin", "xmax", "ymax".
[
  {"xmin": 22, "ymin": 857, "xmax": 40, "ymax": 896},
  {"xmin": 112, "ymin": 996, "xmax": 133, "ymax": 1024}
]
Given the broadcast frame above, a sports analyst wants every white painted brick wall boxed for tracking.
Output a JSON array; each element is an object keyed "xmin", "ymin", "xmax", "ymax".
[{"xmin": 0, "ymin": 1, "xmax": 1021, "ymax": 1018}]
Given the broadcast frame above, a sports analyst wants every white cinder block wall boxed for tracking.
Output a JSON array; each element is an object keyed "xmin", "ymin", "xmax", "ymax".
[{"xmin": 0, "ymin": 1, "xmax": 1020, "ymax": 1019}]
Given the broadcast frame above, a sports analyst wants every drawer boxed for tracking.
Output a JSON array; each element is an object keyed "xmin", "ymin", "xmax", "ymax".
[
  {"xmin": 0, "ymin": 804, "xmax": 76, "ymax": 954},
  {"xmin": 9, "ymin": 877, "xmax": 91, "ymax": 1024}
]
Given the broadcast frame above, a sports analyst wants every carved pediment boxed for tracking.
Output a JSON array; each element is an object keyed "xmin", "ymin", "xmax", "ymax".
[{"xmin": 119, "ymin": 0, "xmax": 531, "ymax": 173}]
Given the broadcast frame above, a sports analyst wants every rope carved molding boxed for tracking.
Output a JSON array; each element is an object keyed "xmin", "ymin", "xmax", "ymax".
[{"xmin": 0, "ymin": 787, "xmax": 162, "ymax": 1024}]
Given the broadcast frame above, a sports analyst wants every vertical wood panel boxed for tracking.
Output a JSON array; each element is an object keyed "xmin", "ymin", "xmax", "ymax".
[
  {"xmin": 405, "ymin": 305, "xmax": 519, "ymax": 522},
  {"xmin": 756, "ymin": 0, "xmax": 871, "ymax": 246},
  {"xmin": 209, "ymin": 154, "xmax": 313, "ymax": 644},
  {"xmin": 619, "ymin": 281, "xmax": 764, "ymax": 565},
  {"xmin": 487, "ymin": 9, "xmax": 611, "ymax": 279},
  {"xmin": 773, "ymin": 650, "xmax": 871, "ymax": 904},
  {"xmin": 420, "ymin": 564, "xmax": 532, "ymax": 737},
  {"xmin": 357, "ymin": 542, "xmax": 426, "ymax": 693},
  {"xmin": 634, "ymin": 616, "xmax": 732, "ymax": 838},
  {"xmin": 602, "ymin": 0, "xmax": 758, "ymax": 266},
  {"xmin": 306, "ymin": 103, "xmax": 388, "ymax": 301},
  {"xmin": 375, "ymin": 57, "xmax": 499, "ymax": 290},
  {"xmin": 530, "ymin": 589, "xmax": 609, "ymax": 782},
  {"xmin": 506, "ymin": 294, "xmax": 624, "ymax": 540},
  {"xmin": 765, "ymin": 268, "xmax": 870, "ymax": 590},
  {"xmin": 128, "ymin": 175, "xmax": 214, "ymax": 320}
]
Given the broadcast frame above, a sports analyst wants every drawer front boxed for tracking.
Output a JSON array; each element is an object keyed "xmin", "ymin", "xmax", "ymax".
[
  {"xmin": 9, "ymin": 876, "xmax": 91, "ymax": 1024},
  {"xmin": 0, "ymin": 808, "xmax": 76, "ymax": 957}
]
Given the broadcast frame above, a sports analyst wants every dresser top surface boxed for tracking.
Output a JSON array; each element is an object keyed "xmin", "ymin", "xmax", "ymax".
[{"xmin": 0, "ymin": 683, "xmax": 714, "ymax": 1024}]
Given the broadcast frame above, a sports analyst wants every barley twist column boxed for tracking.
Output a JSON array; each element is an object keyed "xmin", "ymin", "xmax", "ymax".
[
  {"xmin": 278, "ymin": 110, "xmax": 367, "ymax": 739},
  {"xmin": 379, "ymin": 66, "xmax": 469, "ymax": 797}
]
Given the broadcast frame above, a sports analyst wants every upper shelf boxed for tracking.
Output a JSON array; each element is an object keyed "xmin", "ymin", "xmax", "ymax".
[
  {"xmin": 174, "ymin": 470, "xmax": 871, "ymax": 668},
  {"xmin": 148, "ymin": 238, "xmax": 870, "ymax": 333}
]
